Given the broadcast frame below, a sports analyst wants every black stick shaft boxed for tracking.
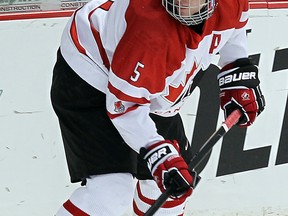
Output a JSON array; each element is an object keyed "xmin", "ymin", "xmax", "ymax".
[{"xmin": 143, "ymin": 110, "xmax": 242, "ymax": 216}]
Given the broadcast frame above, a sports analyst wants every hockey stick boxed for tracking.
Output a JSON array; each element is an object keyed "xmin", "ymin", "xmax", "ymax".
[{"xmin": 143, "ymin": 109, "xmax": 242, "ymax": 216}]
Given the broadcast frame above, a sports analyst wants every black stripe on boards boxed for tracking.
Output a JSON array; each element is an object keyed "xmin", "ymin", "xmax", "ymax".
[
  {"xmin": 272, "ymin": 48, "xmax": 288, "ymax": 72},
  {"xmin": 275, "ymin": 95, "xmax": 288, "ymax": 165},
  {"xmin": 249, "ymin": 53, "xmax": 261, "ymax": 66}
]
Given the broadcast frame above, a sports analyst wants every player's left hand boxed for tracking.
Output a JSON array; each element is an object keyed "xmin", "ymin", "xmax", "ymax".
[
  {"xmin": 140, "ymin": 140, "xmax": 196, "ymax": 199},
  {"xmin": 218, "ymin": 58, "xmax": 265, "ymax": 127}
]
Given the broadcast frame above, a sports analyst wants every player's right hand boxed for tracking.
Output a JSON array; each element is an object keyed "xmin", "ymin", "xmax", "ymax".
[{"xmin": 140, "ymin": 140, "xmax": 195, "ymax": 199}]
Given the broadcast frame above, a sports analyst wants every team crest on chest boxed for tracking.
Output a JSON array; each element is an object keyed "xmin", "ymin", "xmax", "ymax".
[{"xmin": 162, "ymin": 62, "xmax": 198, "ymax": 104}]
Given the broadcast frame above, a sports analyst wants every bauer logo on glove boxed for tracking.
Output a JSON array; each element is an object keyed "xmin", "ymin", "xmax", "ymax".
[
  {"xmin": 218, "ymin": 58, "xmax": 265, "ymax": 127},
  {"xmin": 145, "ymin": 145, "xmax": 173, "ymax": 171},
  {"xmin": 218, "ymin": 71, "xmax": 257, "ymax": 87},
  {"xmin": 141, "ymin": 140, "xmax": 195, "ymax": 199}
]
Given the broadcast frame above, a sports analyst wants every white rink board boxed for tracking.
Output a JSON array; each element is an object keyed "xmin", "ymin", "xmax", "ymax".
[{"xmin": 0, "ymin": 9, "xmax": 287, "ymax": 216}]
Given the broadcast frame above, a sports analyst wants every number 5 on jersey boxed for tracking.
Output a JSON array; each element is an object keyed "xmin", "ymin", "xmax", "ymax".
[{"xmin": 131, "ymin": 62, "xmax": 144, "ymax": 82}]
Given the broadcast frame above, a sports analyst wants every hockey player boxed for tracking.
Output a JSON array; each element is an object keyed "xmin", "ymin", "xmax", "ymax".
[{"xmin": 50, "ymin": 0, "xmax": 265, "ymax": 215}]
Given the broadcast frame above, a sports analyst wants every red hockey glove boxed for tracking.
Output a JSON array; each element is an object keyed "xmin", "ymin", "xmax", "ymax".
[
  {"xmin": 218, "ymin": 58, "xmax": 265, "ymax": 127},
  {"xmin": 141, "ymin": 140, "xmax": 197, "ymax": 199}
]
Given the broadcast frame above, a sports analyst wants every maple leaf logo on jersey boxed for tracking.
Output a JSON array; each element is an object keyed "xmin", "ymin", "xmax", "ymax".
[
  {"xmin": 114, "ymin": 101, "xmax": 125, "ymax": 113},
  {"xmin": 163, "ymin": 63, "xmax": 197, "ymax": 104}
]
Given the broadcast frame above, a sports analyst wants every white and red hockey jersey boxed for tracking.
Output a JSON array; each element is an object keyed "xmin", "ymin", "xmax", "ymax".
[{"xmin": 60, "ymin": 0, "xmax": 249, "ymax": 152}]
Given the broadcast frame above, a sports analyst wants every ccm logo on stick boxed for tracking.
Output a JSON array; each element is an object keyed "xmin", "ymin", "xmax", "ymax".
[{"xmin": 219, "ymin": 72, "xmax": 256, "ymax": 86}]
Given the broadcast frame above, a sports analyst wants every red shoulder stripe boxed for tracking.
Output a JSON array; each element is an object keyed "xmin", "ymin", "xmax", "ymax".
[
  {"xmin": 70, "ymin": 12, "xmax": 86, "ymax": 55},
  {"xmin": 88, "ymin": 9, "xmax": 110, "ymax": 69}
]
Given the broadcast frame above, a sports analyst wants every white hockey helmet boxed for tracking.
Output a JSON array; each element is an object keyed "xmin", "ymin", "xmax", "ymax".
[{"xmin": 162, "ymin": 0, "xmax": 218, "ymax": 26}]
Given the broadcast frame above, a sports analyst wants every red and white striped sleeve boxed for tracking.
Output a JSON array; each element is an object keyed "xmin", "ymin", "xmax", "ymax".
[{"xmin": 106, "ymin": 24, "xmax": 170, "ymax": 153}]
